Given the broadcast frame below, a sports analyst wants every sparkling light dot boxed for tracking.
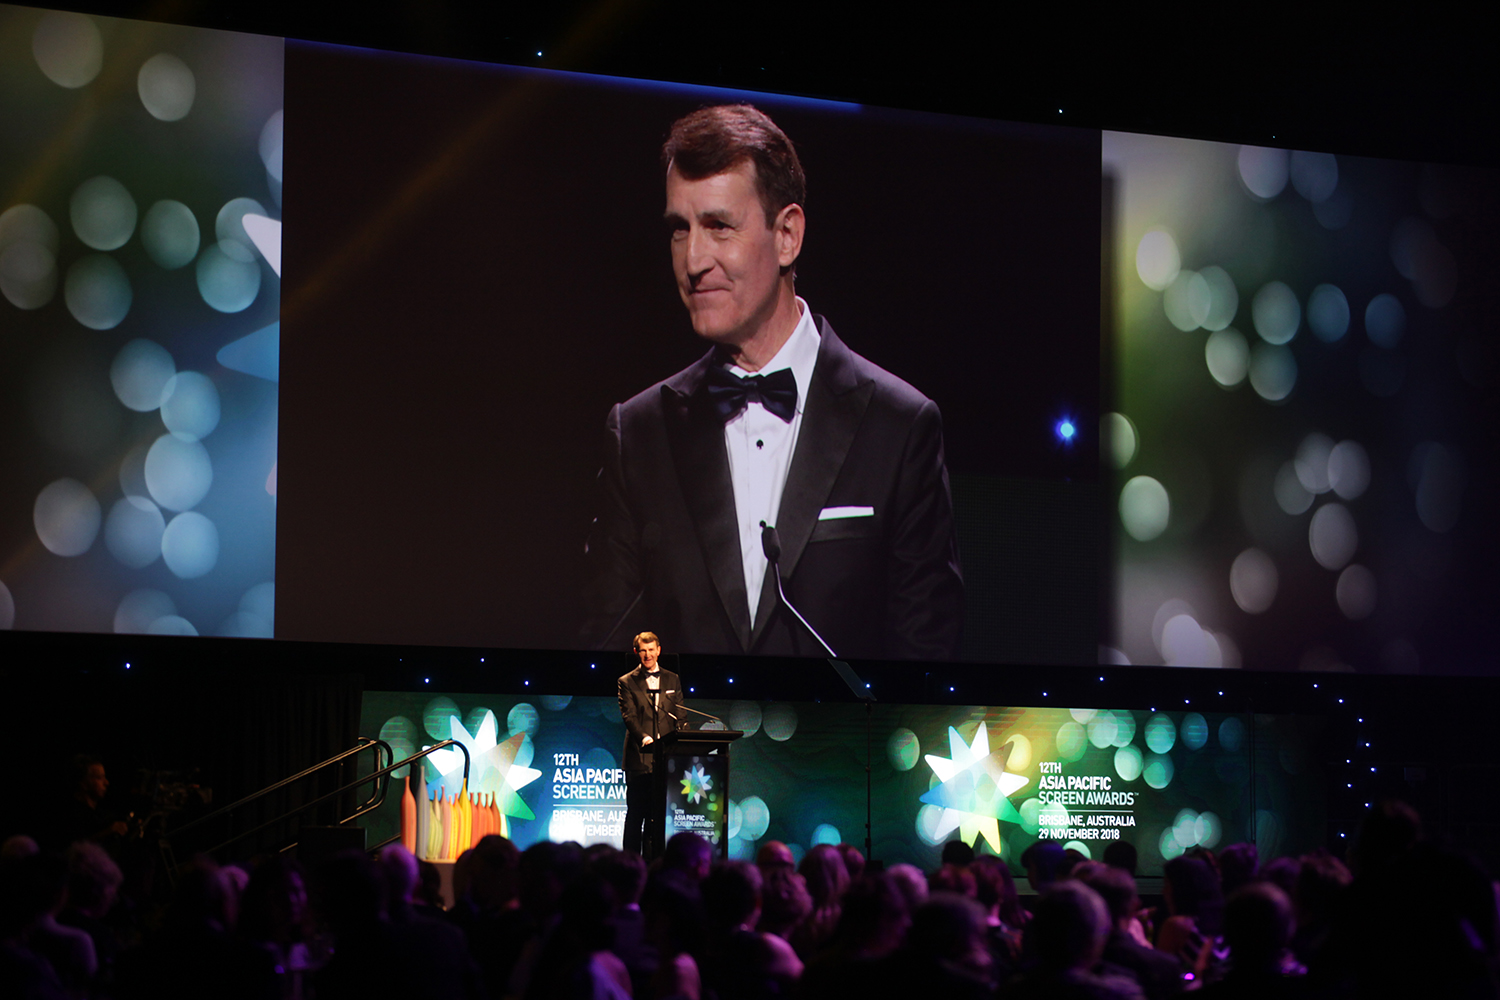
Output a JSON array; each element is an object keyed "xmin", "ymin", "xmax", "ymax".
[
  {"xmin": 34, "ymin": 478, "xmax": 102, "ymax": 556},
  {"xmin": 1144, "ymin": 715, "xmax": 1176, "ymax": 754},
  {"xmin": 161, "ymin": 511, "xmax": 218, "ymax": 578},
  {"xmin": 1336, "ymin": 564, "xmax": 1377, "ymax": 619},
  {"xmin": 196, "ymin": 240, "xmax": 261, "ymax": 313},
  {"xmin": 104, "ymin": 495, "xmax": 164, "ymax": 568},
  {"xmin": 115, "ymin": 589, "xmax": 175, "ymax": 633},
  {"xmin": 1205, "ymin": 328, "xmax": 1249, "ymax": 387},
  {"xmin": 159, "ymin": 372, "xmax": 221, "ymax": 441},
  {"xmin": 110, "ymin": 339, "xmax": 175, "ymax": 412},
  {"xmin": 259, "ymin": 110, "xmax": 285, "ymax": 182},
  {"xmin": 1163, "ymin": 269, "xmax": 1211, "ymax": 331},
  {"xmin": 141, "ymin": 200, "xmax": 200, "ymax": 270},
  {"xmin": 1238, "ymin": 146, "xmax": 1290, "ymax": 200},
  {"xmin": 144, "ymin": 433, "xmax": 212, "ymax": 511},
  {"xmin": 1249, "ymin": 343, "xmax": 1296, "ymax": 401},
  {"xmin": 147, "ymin": 615, "xmax": 197, "ymax": 636},
  {"xmin": 1103, "ymin": 412, "xmax": 1137, "ymax": 469},
  {"xmin": 0, "ymin": 240, "xmax": 57, "ymax": 310},
  {"xmin": 1295, "ymin": 433, "xmax": 1334, "ymax": 494},
  {"xmin": 32, "ymin": 11, "xmax": 103, "ymax": 88},
  {"xmin": 1413, "ymin": 443, "xmax": 1465, "ymax": 533},
  {"xmin": 1290, "ymin": 150, "xmax": 1339, "ymax": 203},
  {"xmin": 1309, "ymin": 503, "xmax": 1358, "ymax": 570},
  {"xmin": 763, "ymin": 703, "xmax": 798, "ymax": 741},
  {"xmin": 1365, "ymin": 294, "xmax": 1406, "ymax": 348},
  {"xmin": 1114, "ymin": 745, "xmax": 1143, "ymax": 781},
  {"xmin": 1199, "ymin": 266, "xmax": 1239, "ymax": 331},
  {"xmin": 65, "ymin": 254, "xmax": 132, "ymax": 329},
  {"xmin": 1230, "ymin": 548, "xmax": 1278, "ymax": 613},
  {"xmin": 1328, "ymin": 440, "xmax": 1370, "ymax": 500},
  {"xmin": 137, "ymin": 53, "xmax": 195, "ymax": 121},
  {"xmin": 1307, "ymin": 284, "xmax": 1350, "ymax": 342},
  {"xmin": 71, "ymin": 176, "xmax": 137, "ymax": 251},
  {"xmin": 1252, "ymin": 282, "xmax": 1300, "ymax": 345},
  {"xmin": 739, "ymin": 795, "xmax": 770, "ymax": 840},
  {"xmin": 1120, "ymin": 476, "xmax": 1169, "ymax": 541},
  {"xmin": 215, "ymin": 197, "xmax": 269, "ymax": 247},
  {"xmin": 1136, "ymin": 229, "xmax": 1181, "ymax": 291},
  {"xmin": 1144, "ymin": 754, "xmax": 1175, "ymax": 789}
]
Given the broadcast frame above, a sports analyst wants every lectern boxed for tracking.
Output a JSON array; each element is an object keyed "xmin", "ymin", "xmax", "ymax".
[{"xmin": 644, "ymin": 729, "xmax": 743, "ymax": 858}]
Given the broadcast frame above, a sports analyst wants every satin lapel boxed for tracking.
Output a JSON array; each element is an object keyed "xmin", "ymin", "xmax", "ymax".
[
  {"xmin": 750, "ymin": 320, "xmax": 874, "ymax": 643},
  {"xmin": 663, "ymin": 366, "xmax": 753, "ymax": 650}
]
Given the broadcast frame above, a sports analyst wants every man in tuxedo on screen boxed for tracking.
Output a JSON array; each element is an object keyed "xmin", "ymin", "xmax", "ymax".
[
  {"xmin": 583, "ymin": 104, "xmax": 963, "ymax": 661},
  {"xmin": 618, "ymin": 631, "xmax": 683, "ymax": 857}
]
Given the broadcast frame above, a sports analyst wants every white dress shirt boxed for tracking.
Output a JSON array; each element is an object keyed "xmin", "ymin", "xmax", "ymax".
[{"xmin": 723, "ymin": 298, "xmax": 821, "ymax": 621}]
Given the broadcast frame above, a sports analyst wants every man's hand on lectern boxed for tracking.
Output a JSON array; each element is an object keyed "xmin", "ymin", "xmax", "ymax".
[{"xmin": 641, "ymin": 735, "xmax": 654, "ymax": 746}]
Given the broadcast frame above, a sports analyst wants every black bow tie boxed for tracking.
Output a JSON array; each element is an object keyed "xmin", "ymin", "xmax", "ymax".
[{"xmin": 703, "ymin": 365, "xmax": 798, "ymax": 423}]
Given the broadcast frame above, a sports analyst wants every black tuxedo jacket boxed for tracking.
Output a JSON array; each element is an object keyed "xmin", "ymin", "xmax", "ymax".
[
  {"xmin": 617, "ymin": 666, "xmax": 684, "ymax": 773},
  {"xmin": 583, "ymin": 316, "xmax": 963, "ymax": 660}
]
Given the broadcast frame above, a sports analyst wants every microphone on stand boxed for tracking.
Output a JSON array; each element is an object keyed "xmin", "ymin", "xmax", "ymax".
[
  {"xmin": 671, "ymin": 704, "xmax": 727, "ymax": 727},
  {"xmin": 761, "ymin": 524, "xmax": 838, "ymax": 658}
]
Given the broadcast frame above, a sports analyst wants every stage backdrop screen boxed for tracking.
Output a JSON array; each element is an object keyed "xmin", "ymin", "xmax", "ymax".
[
  {"xmin": 0, "ymin": 5, "xmax": 281, "ymax": 639},
  {"xmin": 360, "ymin": 689, "xmax": 1326, "ymax": 876}
]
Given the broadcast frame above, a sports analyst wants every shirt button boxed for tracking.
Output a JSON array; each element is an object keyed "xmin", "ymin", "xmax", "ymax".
[{"xmin": 756, "ymin": 439, "xmax": 764, "ymax": 449}]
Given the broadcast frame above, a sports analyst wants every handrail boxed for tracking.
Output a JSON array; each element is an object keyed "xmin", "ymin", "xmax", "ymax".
[
  {"xmin": 167, "ymin": 737, "xmax": 390, "ymax": 841},
  {"xmin": 160, "ymin": 740, "xmax": 468, "ymax": 876}
]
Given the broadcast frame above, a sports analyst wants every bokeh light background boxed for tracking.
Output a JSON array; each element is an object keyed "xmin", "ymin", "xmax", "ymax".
[
  {"xmin": 1103, "ymin": 133, "xmax": 1500, "ymax": 674},
  {"xmin": 361, "ymin": 691, "xmax": 1323, "ymax": 874},
  {"xmin": 0, "ymin": 7, "xmax": 281, "ymax": 637}
]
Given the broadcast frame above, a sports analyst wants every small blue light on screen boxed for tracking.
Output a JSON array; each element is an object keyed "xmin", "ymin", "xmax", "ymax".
[{"xmin": 1055, "ymin": 419, "xmax": 1076, "ymax": 442}]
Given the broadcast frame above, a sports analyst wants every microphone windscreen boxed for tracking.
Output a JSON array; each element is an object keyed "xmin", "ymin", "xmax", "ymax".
[{"xmin": 761, "ymin": 524, "xmax": 782, "ymax": 562}]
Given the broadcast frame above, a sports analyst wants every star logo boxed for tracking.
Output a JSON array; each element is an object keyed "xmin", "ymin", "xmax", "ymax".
[
  {"xmin": 426, "ymin": 709, "xmax": 542, "ymax": 821},
  {"xmin": 679, "ymin": 764, "xmax": 712, "ymax": 804},
  {"xmin": 919, "ymin": 722, "xmax": 1029, "ymax": 853}
]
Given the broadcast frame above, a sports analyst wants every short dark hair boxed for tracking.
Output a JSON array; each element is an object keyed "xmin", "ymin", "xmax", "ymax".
[
  {"xmin": 633, "ymin": 631, "xmax": 660, "ymax": 652},
  {"xmin": 663, "ymin": 104, "xmax": 806, "ymax": 228}
]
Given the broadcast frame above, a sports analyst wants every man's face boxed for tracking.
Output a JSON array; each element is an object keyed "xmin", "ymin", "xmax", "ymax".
[
  {"xmin": 637, "ymin": 640, "xmax": 661, "ymax": 671},
  {"xmin": 84, "ymin": 764, "xmax": 108, "ymax": 802},
  {"xmin": 665, "ymin": 161, "xmax": 800, "ymax": 347}
]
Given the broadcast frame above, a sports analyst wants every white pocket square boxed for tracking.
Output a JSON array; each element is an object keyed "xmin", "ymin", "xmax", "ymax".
[{"xmin": 818, "ymin": 506, "xmax": 874, "ymax": 520}]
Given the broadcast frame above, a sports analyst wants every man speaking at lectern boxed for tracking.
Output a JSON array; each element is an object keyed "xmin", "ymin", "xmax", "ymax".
[
  {"xmin": 582, "ymin": 104, "xmax": 964, "ymax": 661},
  {"xmin": 618, "ymin": 631, "xmax": 682, "ymax": 856}
]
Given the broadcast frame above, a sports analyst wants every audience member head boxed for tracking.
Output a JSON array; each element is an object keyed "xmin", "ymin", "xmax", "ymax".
[
  {"xmin": 72, "ymin": 754, "xmax": 109, "ymax": 807},
  {"xmin": 884, "ymin": 863, "xmax": 929, "ymax": 915},
  {"xmin": 906, "ymin": 893, "xmax": 992, "ymax": 977},
  {"xmin": 1102, "ymin": 839, "xmax": 1138, "ymax": 876},
  {"xmin": 1352, "ymin": 798, "xmax": 1422, "ymax": 876},
  {"xmin": 1260, "ymin": 856, "xmax": 1300, "ymax": 897},
  {"xmin": 518, "ymin": 839, "xmax": 582, "ymax": 918},
  {"xmin": 0, "ymin": 852, "xmax": 65, "ymax": 939},
  {"xmin": 757, "ymin": 866, "xmax": 812, "ymax": 938},
  {"xmin": 416, "ymin": 859, "xmax": 444, "ymax": 909},
  {"xmin": 831, "ymin": 873, "xmax": 909, "ymax": 959},
  {"xmin": 238, "ymin": 855, "xmax": 307, "ymax": 945},
  {"xmin": 1026, "ymin": 881, "xmax": 1110, "ymax": 973},
  {"xmin": 378, "ymin": 843, "xmax": 420, "ymax": 909},
  {"xmin": 836, "ymin": 842, "xmax": 865, "ymax": 882},
  {"xmin": 1073, "ymin": 860, "xmax": 1138, "ymax": 931},
  {"xmin": 1021, "ymin": 840, "xmax": 1068, "ymax": 890},
  {"xmin": 1163, "ymin": 855, "xmax": 1224, "ymax": 936},
  {"xmin": 1, "ymin": 835, "xmax": 40, "ymax": 862},
  {"xmin": 1293, "ymin": 851, "xmax": 1350, "ymax": 929},
  {"xmin": 663, "ymin": 831, "xmax": 714, "ymax": 883},
  {"xmin": 168, "ymin": 857, "xmax": 239, "ymax": 935},
  {"xmin": 1218, "ymin": 842, "xmax": 1259, "ymax": 896},
  {"xmin": 928, "ymin": 862, "xmax": 976, "ymax": 898},
  {"xmin": 314, "ymin": 851, "xmax": 386, "ymax": 936},
  {"xmin": 756, "ymin": 840, "xmax": 795, "ymax": 872},
  {"xmin": 591, "ymin": 846, "xmax": 647, "ymax": 912},
  {"xmin": 971, "ymin": 856, "xmax": 1025, "ymax": 928},
  {"xmin": 64, "ymin": 841, "xmax": 123, "ymax": 919},
  {"xmin": 644, "ymin": 873, "xmax": 706, "ymax": 958},
  {"xmin": 463, "ymin": 833, "xmax": 520, "ymax": 910},
  {"xmin": 940, "ymin": 839, "xmax": 975, "ymax": 867},
  {"xmin": 798, "ymin": 843, "xmax": 849, "ymax": 910},
  {"xmin": 702, "ymin": 860, "xmax": 762, "ymax": 933},
  {"xmin": 1222, "ymin": 882, "xmax": 1294, "ymax": 974}
]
